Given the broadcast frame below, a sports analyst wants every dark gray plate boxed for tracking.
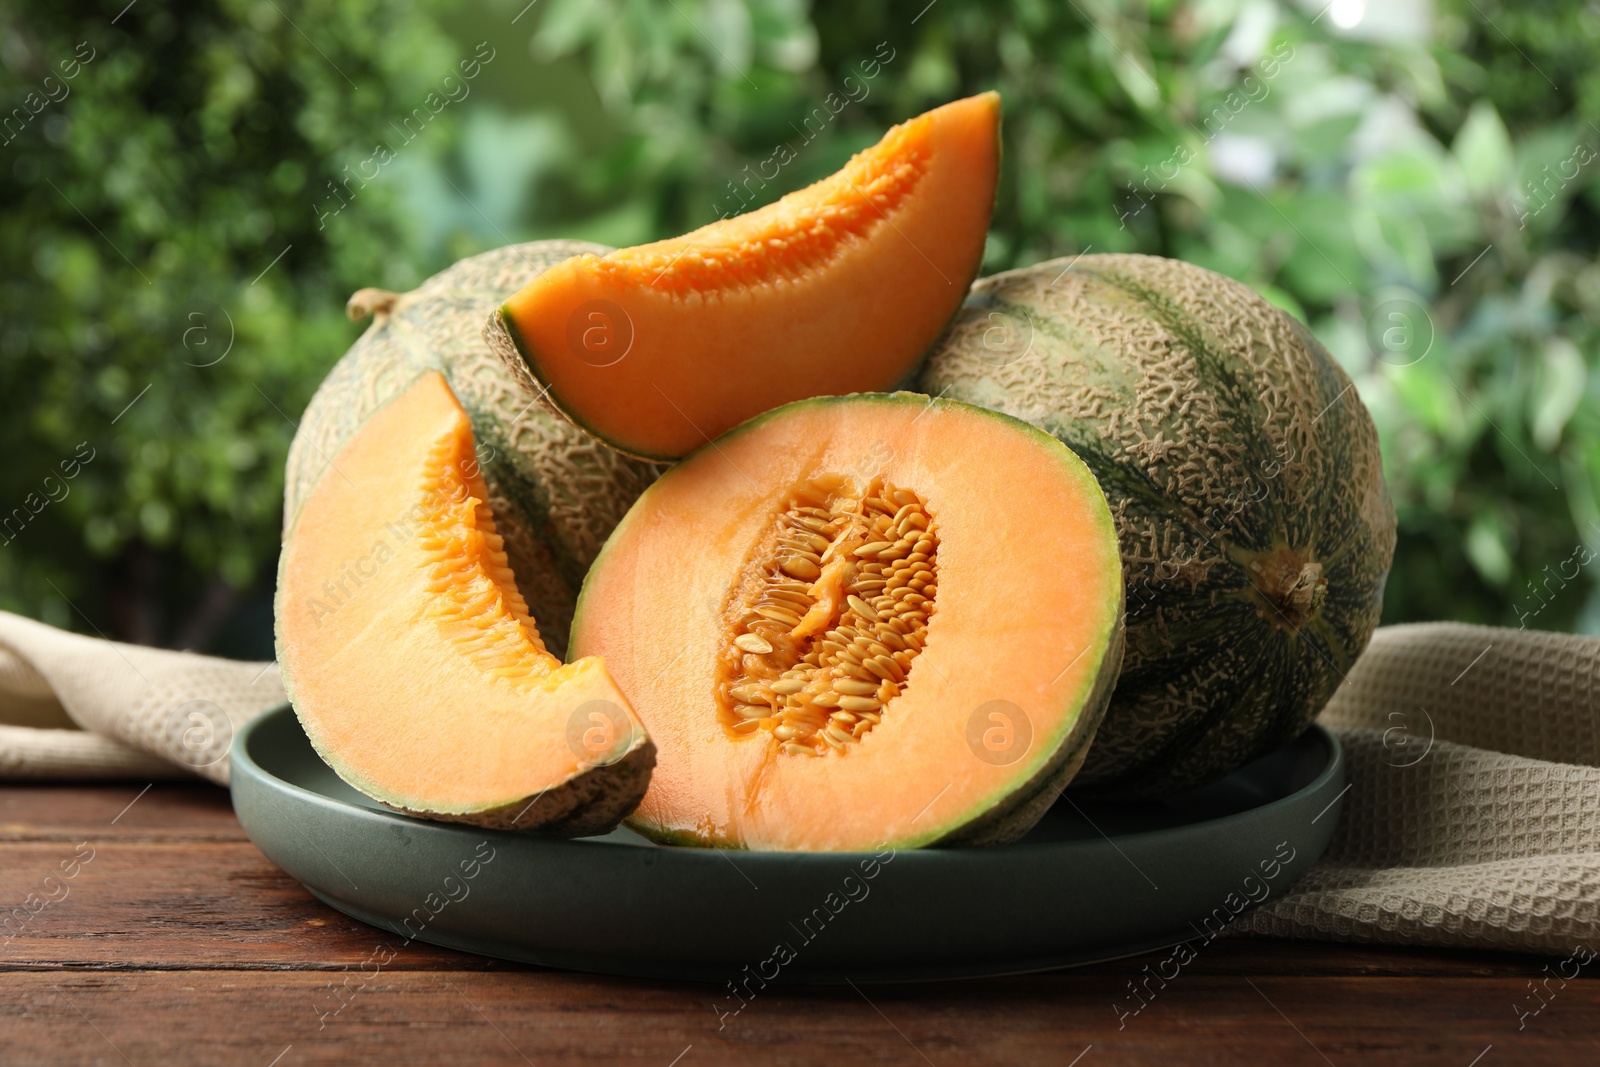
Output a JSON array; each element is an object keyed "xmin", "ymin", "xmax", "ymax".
[{"xmin": 231, "ymin": 704, "xmax": 1343, "ymax": 983}]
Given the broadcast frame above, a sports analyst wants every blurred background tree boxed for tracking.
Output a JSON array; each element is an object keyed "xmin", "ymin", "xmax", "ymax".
[{"xmin": 2, "ymin": 0, "xmax": 1596, "ymax": 656}]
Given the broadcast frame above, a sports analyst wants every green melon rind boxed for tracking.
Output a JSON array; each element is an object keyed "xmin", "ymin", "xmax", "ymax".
[
  {"xmin": 918, "ymin": 254, "xmax": 1396, "ymax": 799},
  {"xmin": 380, "ymin": 741, "xmax": 656, "ymax": 835},
  {"xmin": 275, "ymin": 368, "xmax": 655, "ymax": 835},
  {"xmin": 570, "ymin": 391, "xmax": 1125, "ymax": 851}
]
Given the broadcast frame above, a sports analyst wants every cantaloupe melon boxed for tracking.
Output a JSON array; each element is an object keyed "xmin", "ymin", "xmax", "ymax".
[
  {"xmin": 286, "ymin": 241, "xmax": 660, "ymax": 659},
  {"xmin": 486, "ymin": 93, "xmax": 1002, "ymax": 461},
  {"xmin": 569, "ymin": 393, "xmax": 1124, "ymax": 851},
  {"xmin": 276, "ymin": 371, "xmax": 653, "ymax": 833},
  {"xmin": 919, "ymin": 254, "xmax": 1396, "ymax": 797}
]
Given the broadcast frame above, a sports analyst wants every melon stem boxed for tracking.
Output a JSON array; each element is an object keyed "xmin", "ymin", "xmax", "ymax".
[
  {"xmin": 346, "ymin": 287, "xmax": 402, "ymax": 322},
  {"xmin": 1250, "ymin": 552, "xmax": 1327, "ymax": 630}
]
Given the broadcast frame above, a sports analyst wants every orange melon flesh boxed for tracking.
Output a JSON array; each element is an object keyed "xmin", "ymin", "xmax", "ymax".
[
  {"xmin": 569, "ymin": 393, "xmax": 1124, "ymax": 851},
  {"xmin": 491, "ymin": 93, "xmax": 1002, "ymax": 461},
  {"xmin": 276, "ymin": 371, "xmax": 652, "ymax": 829}
]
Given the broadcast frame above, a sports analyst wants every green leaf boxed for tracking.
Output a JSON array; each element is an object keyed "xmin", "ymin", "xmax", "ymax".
[
  {"xmin": 700, "ymin": 0, "xmax": 754, "ymax": 76},
  {"xmin": 1452, "ymin": 101, "xmax": 1513, "ymax": 200},
  {"xmin": 1531, "ymin": 336, "xmax": 1587, "ymax": 450},
  {"xmin": 535, "ymin": 0, "xmax": 608, "ymax": 58},
  {"xmin": 1465, "ymin": 511, "xmax": 1513, "ymax": 588}
]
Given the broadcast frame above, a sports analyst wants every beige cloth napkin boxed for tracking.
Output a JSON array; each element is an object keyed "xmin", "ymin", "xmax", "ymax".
[
  {"xmin": 1236, "ymin": 622, "xmax": 1600, "ymax": 955},
  {"xmin": 1, "ymin": 608, "xmax": 1594, "ymax": 954},
  {"xmin": 0, "ymin": 610, "xmax": 285, "ymax": 784}
]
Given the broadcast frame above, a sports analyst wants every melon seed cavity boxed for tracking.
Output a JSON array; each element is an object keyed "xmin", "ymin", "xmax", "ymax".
[{"xmin": 715, "ymin": 474, "xmax": 939, "ymax": 755}]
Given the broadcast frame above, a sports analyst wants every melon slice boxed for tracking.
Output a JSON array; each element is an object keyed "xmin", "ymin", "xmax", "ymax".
[
  {"xmin": 569, "ymin": 393, "xmax": 1124, "ymax": 851},
  {"xmin": 486, "ymin": 93, "xmax": 1002, "ymax": 461},
  {"xmin": 275, "ymin": 371, "xmax": 654, "ymax": 834}
]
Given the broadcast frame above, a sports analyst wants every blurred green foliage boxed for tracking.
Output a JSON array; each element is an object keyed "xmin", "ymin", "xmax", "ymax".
[
  {"xmin": 0, "ymin": 0, "xmax": 456, "ymax": 648},
  {"xmin": 3, "ymin": 0, "xmax": 1597, "ymax": 649}
]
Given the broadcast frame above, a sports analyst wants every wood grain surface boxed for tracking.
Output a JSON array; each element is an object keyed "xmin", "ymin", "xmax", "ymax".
[{"xmin": 2, "ymin": 783, "xmax": 1596, "ymax": 1066}]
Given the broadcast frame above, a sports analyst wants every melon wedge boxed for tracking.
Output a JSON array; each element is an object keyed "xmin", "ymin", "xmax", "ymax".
[
  {"xmin": 275, "ymin": 371, "xmax": 653, "ymax": 833},
  {"xmin": 486, "ymin": 93, "xmax": 1002, "ymax": 461},
  {"xmin": 569, "ymin": 393, "xmax": 1124, "ymax": 851}
]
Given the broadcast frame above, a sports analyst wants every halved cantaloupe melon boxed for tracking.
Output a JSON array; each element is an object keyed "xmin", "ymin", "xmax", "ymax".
[
  {"xmin": 569, "ymin": 393, "xmax": 1124, "ymax": 851},
  {"xmin": 486, "ymin": 93, "xmax": 1002, "ymax": 461},
  {"xmin": 275, "ymin": 371, "xmax": 654, "ymax": 833}
]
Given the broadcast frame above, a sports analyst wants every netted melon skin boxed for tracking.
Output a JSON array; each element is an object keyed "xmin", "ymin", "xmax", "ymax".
[
  {"xmin": 284, "ymin": 242, "xmax": 661, "ymax": 658},
  {"xmin": 920, "ymin": 254, "xmax": 1396, "ymax": 798}
]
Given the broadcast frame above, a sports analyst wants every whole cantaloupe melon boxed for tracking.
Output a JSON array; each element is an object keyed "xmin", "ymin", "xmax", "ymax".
[
  {"xmin": 920, "ymin": 253, "xmax": 1396, "ymax": 797},
  {"xmin": 284, "ymin": 242, "xmax": 660, "ymax": 658}
]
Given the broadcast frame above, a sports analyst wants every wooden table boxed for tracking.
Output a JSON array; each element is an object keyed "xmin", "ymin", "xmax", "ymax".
[{"xmin": 2, "ymin": 783, "xmax": 1594, "ymax": 1065}]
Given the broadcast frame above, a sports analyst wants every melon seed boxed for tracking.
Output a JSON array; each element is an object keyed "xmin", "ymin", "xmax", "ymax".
[
  {"xmin": 846, "ymin": 595, "xmax": 881, "ymax": 623},
  {"xmin": 757, "ymin": 605, "xmax": 801, "ymax": 626},
  {"xmin": 875, "ymin": 628, "xmax": 907, "ymax": 651},
  {"xmin": 839, "ymin": 661, "xmax": 876, "ymax": 684},
  {"xmin": 734, "ymin": 633, "xmax": 773, "ymax": 654},
  {"xmin": 862, "ymin": 658, "xmax": 894, "ymax": 682},
  {"xmin": 780, "ymin": 557, "xmax": 821, "ymax": 580}
]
